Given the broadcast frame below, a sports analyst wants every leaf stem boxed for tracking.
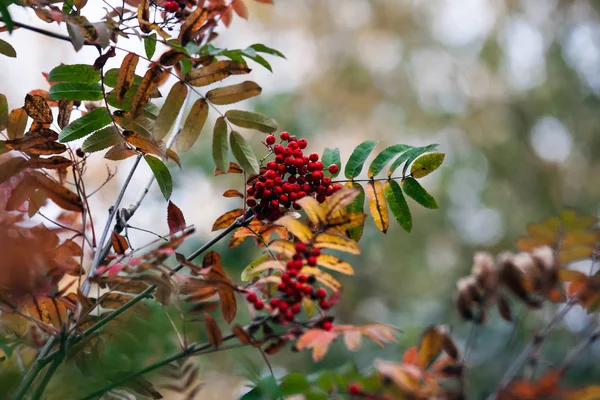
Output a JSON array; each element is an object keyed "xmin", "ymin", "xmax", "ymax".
[
  {"xmin": 31, "ymin": 354, "xmax": 63, "ymax": 400},
  {"xmin": 333, "ymin": 176, "xmax": 404, "ymax": 184},
  {"xmin": 11, "ymin": 338, "xmax": 56, "ymax": 399}
]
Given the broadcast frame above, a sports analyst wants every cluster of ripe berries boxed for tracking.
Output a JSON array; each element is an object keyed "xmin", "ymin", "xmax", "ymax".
[
  {"xmin": 163, "ymin": 1, "xmax": 184, "ymax": 13},
  {"xmin": 245, "ymin": 242, "xmax": 333, "ymax": 329},
  {"xmin": 247, "ymin": 131, "xmax": 342, "ymax": 221}
]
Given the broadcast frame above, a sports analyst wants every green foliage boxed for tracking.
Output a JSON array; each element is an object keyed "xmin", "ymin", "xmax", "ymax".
[
  {"xmin": 144, "ymin": 155, "xmax": 172, "ymax": 200},
  {"xmin": 59, "ymin": 107, "xmax": 112, "ymax": 142}
]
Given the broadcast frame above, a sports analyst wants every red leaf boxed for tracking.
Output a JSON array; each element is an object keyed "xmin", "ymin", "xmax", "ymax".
[
  {"xmin": 232, "ymin": 0, "xmax": 249, "ymax": 19},
  {"xmin": 167, "ymin": 201, "xmax": 186, "ymax": 234}
]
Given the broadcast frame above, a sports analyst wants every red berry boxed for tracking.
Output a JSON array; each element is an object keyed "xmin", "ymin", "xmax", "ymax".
[
  {"xmin": 316, "ymin": 288, "xmax": 327, "ymax": 299},
  {"xmin": 246, "ymin": 199, "xmax": 257, "ymax": 207},
  {"xmin": 291, "ymin": 304, "xmax": 301, "ymax": 314},
  {"xmin": 280, "ymin": 131, "xmax": 290, "ymax": 141},
  {"xmin": 322, "ymin": 177, "xmax": 331, "ymax": 186},
  {"xmin": 295, "ymin": 243, "xmax": 307, "ymax": 253},
  {"xmin": 275, "ymin": 154, "xmax": 284, "ymax": 163},
  {"xmin": 302, "ymin": 285, "xmax": 313, "ymax": 295},
  {"xmin": 288, "ymin": 141, "xmax": 299, "ymax": 150},
  {"xmin": 348, "ymin": 383, "xmax": 362, "ymax": 395},
  {"xmin": 285, "ymin": 310, "xmax": 295, "ymax": 320},
  {"xmin": 289, "ymin": 135, "xmax": 297, "ymax": 142},
  {"xmin": 307, "ymin": 256, "xmax": 318, "ymax": 266},
  {"xmin": 266, "ymin": 135, "xmax": 276, "ymax": 145},
  {"xmin": 281, "ymin": 273, "xmax": 291, "ymax": 282},
  {"xmin": 298, "ymin": 274, "xmax": 308, "ymax": 283},
  {"xmin": 274, "ymin": 145, "xmax": 285, "ymax": 155},
  {"xmin": 328, "ymin": 164, "xmax": 339, "ymax": 174},
  {"xmin": 311, "ymin": 248, "xmax": 321, "ymax": 257},
  {"xmin": 298, "ymin": 139, "xmax": 307, "ymax": 149},
  {"xmin": 278, "ymin": 301, "xmax": 289, "ymax": 311},
  {"xmin": 322, "ymin": 320, "xmax": 333, "ymax": 331},
  {"xmin": 309, "ymin": 153, "xmax": 319, "ymax": 162},
  {"xmin": 270, "ymin": 298, "xmax": 280, "ymax": 307},
  {"xmin": 246, "ymin": 293, "xmax": 258, "ymax": 303},
  {"xmin": 278, "ymin": 283, "xmax": 287, "ymax": 291},
  {"xmin": 316, "ymin": 194, "xmax": 326, "ymax": 203},
  {"xmin": 320, "ymin": 300, "xmax": 330, "ymax": 310},
  {"xmin": 164, "ymin": 1, "xmax": 179, "ymax": 12},
  {"xmin": 254, "ymin": 300, "xmax": 264, "ymax": 310}
]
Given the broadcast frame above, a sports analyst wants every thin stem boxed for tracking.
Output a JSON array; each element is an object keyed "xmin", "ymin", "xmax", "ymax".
[
  {"xmin": 2, "ymin": 20, "xmax": 97, "ymax": 47},
  {"xmin": 332, "ymin": 176, "xmax": 404, "ymax": 184},
  {"xmin": 561, "ymin": 327, "xmax": 600, "ymax": 369},
  {"xmin": 31, "ymin": 355, "xmax": 63, "ymax": 400},
  {"xmin": 11, "ymin": 338, "xmax": 56, "ymax": 400}
]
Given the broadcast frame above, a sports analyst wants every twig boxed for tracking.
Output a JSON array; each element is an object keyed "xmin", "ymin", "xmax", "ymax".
[
  {"xmin": 31, "ymin": 355, "xmax": 63, "ymax": 400},
  {"xmin": 561, "ymin": 327, "xmax": 600, "ymax": 370},
  {"xmin": 1, "ymin": 20, "xmax": 96, "ymax": 47}
]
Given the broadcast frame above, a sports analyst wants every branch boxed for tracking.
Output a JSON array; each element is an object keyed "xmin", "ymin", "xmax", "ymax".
[{"xmin": 1, "ymin": 19, "xmax": 97, "ymax": 47}]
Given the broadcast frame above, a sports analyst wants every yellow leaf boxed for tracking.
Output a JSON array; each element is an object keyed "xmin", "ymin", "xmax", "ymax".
[
  {"xmin": 185, "ymin": 60, "xmax": 250, "ymax": 87},
  {"xmin": 325, "ymin": 213, "xmax": 366, "ymax": 233},
  {"xmin": 116, "ymin": 53, "xmax": 139, "ymax": 103},
  {"xmin": 153, "ymin": 82, "xmax": 188, "ymax": 140},
  {"xmin": 316, "ymin": 253, "xmax": 354, "ymax": 275},
  {"xmin": 296, "ymin": 328, "xmax": 338, "ymax": 362},
  {"xmin": 130, "ymin": 65, "xmax": 164, "ymax": 119},
  {"xmin": 314, "ymin": 233, "xmax": 361, "ymax": 255},
  {"xmin": 417, "ymin": 325, "xmax": 443, "ymax": 368},
  {"xmin": 268, "ymin": 239, "xmax": 296, "ymax": 257},
  {"xmin": 296, "ymin": 196, "xmax": 326, "ymax": 225},
  {"xmin": 176, "ymin": 98, "xmax": 208, "ymax": 152},
  {"xmin": 300, "ymin": 267, "xmax": 341, "ymax": 292},
  {"xmin": 212, "ymin": 209, "xmax": 244, "ymax": 231},
  {"xmin": 274, "ymin": 215, "xmax": 313, "ymax": 243},
  {"xmin": 323, "ymin": 187, "xmax": 360, "ymax": 219},
  {"xmin": 244, "ymin": 260, "xmax": 285, "ymax": 276},
  {"xmin": 366, "ymin": 180, "xmax": 389, "ymax": 233},
  {"xmin": 206, "ymin": 81, "xmax": 261, "ymax": 105},
  {"xmin": 123, "ymin": 130, "xmax": 166, "ymax": 159},
  {"xmin": 24, "ymin": 94, "xmax": 53, "ymax": 124}
]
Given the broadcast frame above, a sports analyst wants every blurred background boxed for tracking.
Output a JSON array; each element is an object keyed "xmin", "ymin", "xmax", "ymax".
[{"xmin": 2, "ymin": 0, "xmax": 600, "ymax": 398}]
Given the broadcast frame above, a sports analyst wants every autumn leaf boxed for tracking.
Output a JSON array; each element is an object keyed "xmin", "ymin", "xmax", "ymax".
[
  {"xmin": 314, "ymin": 233, "xmax": 361, "ymax": 255},
  {"xmin": 296, "ymin": 329, "xmax": 338, "ymax": 361},
  {"xmin": 24, "ymin": 94, "xmax": 53, "ymax": 124},
  {"xmin": 130, "ymin": 65, "xmax": 164, "ymax": 119},
  {"xmin": 167, "ymin": 201, "xmax": 186, "ymax": 234},
  {"xmin": 417, "ymin": 326, "xmax": 444, "ymax": 368},
  {"xmin": 212, "ymin": 209, "xmax": 244, "ymax": 231},
  {"xmin": 206, "ymin": 81, "xmax": 261, "ymax": 105},
  {"xmin": 176, "ymin": 98, "xmax": 208, "ymax": 152},
  {"xmin": 317, "ymin": 253, "xmax": 354, "ymax": 275},
  {"xmin": 7, "ymin": 108, "xmax": 28, "ymax": 139},
  {"xmin": 116, "ymin": 53, "xmax": 139, "ymax": 103},
  {"xmin": 185, "ymin": 61, "xmax": 250, "ymax": 87},
  {"xmin": 111, "ymin": 232, "xmax": 129, "ymax": 255},
  {"xmin": 32, "ymin": 172, "xmax": 83, "ymax": 212},
  {"xmin": 154, "ymin": 82, "xmax": 187, "ymax": 140},
  {"xmin": 366, "ymin": 180, "xmax": 389, "ymax": 233},
  {"xmin": 204, "ymin": 313, "xmax": 222, "ymax": 347},
  {"xmin": 275, "ymin": 216, "xmax": 313, "ymax": 243}
]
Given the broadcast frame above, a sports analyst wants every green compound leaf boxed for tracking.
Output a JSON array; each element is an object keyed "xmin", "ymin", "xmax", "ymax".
[
  {"xmin": 145, "ymin": 155, "xmax": 172, "ymax": 200},
  {"xmin": 402, "ymin": 177, "xmax": 438, "ymax": 209},
  {"xmin": 345, "ymin": 140, "xmax": 379, "ymax": 179},
  {"xmin": 384, "ymin": 179, "xmax": 412, "ymax": 232}
]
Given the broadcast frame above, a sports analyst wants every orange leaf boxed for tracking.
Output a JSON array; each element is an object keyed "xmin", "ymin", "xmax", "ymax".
[
  {"xmin": 32, "ymin": 172, "xmax": 83, "ymax": 212},
  {"xmin": 212, "ymin": 208, "xmax": 244, "ymax": 231},
  {"xmin": 417, "ymin": 325, "xmax": 443, "ymax": 368},
  {"xmin": 232, "ymin": 0, "xmax": 249, "ymax": 19},
  {"xmin": 130, "ymin": 65, "xmax": 164, "ymax": 119},
  {"xmin": 111, "ymin": 232, "xmax": 129, "ymax": 254},
  {"xmin": 204, "ymin": 313, "xmax": 222, "ymax": 347},
  {"xmin": 116, "ymin": 52, "xmax": 139, "ymax": 103},
  {"xmin": 296, "ymin": 328, "xmax": 338, "ymax": 361}
]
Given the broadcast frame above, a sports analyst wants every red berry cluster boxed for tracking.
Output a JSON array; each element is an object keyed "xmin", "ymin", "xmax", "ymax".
[
  {"xmin": 246, "ymin": 243, "xmax": 333, "ymax": 325},
  {"xmin": 246, "ymin": 132, "xmax": 342, "ymax": 221},
  {"xmin": 163, "ymin": 1, "xmax": 181, "ymax": 13}
]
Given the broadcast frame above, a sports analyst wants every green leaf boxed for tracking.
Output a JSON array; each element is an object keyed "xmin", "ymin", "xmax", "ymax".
[
  {"xmin": 103, "ymin": 69, "xmax": 143, "ymax": 88},
  {"xmin": 59, "ymin": 107, "xmax": 112, "ymax": 142},
  {"xmin": 402, "ymin": 145, "xmax": 439, "ymax": 177},
  {"xmin": 346, "ymin": 182, "xmax": 365, "ymax": 241},
  {"xmin": 49, "ymin": 83, "xmax": 103, "ymax": 101},
  {"xmin": 280, "ymin": 373, "xmax": 310, "ymax": 396},
  {"xmin": 322, "ymin": 148, "xmax": 341, "ymax": 178},
  {"xmin": 249, "ymin": 44, "xmax": 286, "ymax": 59},
  {"xmin": 384, "ymin": 180, "xmax": 412, "ymax": 232},
  {"xmin": 387, "ymin": 144, "xmax": 438, "ymax": 177},
  {"xmin": 368, "ymin": 144, "xmax": 412, "ymax": 178},
  {"xmin": 241, "ymin": 255, "xmax": 271, "ymax": 281},
  {"xmin": 48, "ymin": 64, "xmax": 100, "ymax": 84},
  {"xmin": 0, "ymin": 4, "xmax": 14, "ymax": 33},
  {"xmin": 344, "ymin": 140, "xmax": 379, "ymax": 179},
  {"xmin": 230, "ymin": 131, "xmax": 259, "ymax": 175},
  {"xmin": 243, "ymin": 53, "xmax": 272, "ymax": 72},
  {"xmin": 225, "ymin": 110, "xmax": 277, "ymax": 133},
  {"xmin": 82, "ymin": 126, "xmax": 123, "ymax": 153},
  {"xmin": 153, "ymin": 82, "xmax": 188, "ymax": 140},
  {"xmin": 402, "ymin": 177, "xmax": 438, "ymax": 209},
  {"xmin": 144, "ymin": 33, "xmax": 157, "ymax": 59},
  {"xmin": 145, "ymin": 155, "xmax": 172, "ymax": 200},
  {"xmin": 0, "ymin": 94, "xmax": 8, "ymax": 131},
  {"xmin": 212, "ymin": 117, "xmax": 228, "ymax": 172},
  {"xmin": 410, "ymin": 152, "xmax": 445, "ymax": 178},
  {"xmin": 0, "ymin": 38, "xmax": 16, "ymax": 58}
]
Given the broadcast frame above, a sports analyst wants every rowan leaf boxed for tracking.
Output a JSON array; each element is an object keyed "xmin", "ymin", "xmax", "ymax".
[
  {"xmin": 368, "ymin": 144, "xmax": 412, "ymax": 178},
  {"xmin": 178, "ymin": 7, "xmax": 208, "ymax": 46},
  {"xmin": 322, "ymin": 147, "xmax": 341, "ymax": 178},
  {"xmin": 204, "ymin": 313, "xmax": 222, "ymax": 347},
  {"xmin": 232, "ymin": 0, "xmax": 249, "ymax": 19},
  {"xmin": 185, "ymin": 61, "xmax": 250, "ymax": 87},
  {"xmin": 317, "ymin": 253, "xmax": 354, "ymax": 275},
  {"xmin": 417, "ymin": 326, "xmax": 444, "ymax": 368},
  {"xmin": 0, "ymin": 157, "xmax": 26, "ymax": 185},
  {"xmin": 212, "ymin": 209, "xmax": 244, "ymax": 231},
  {"xmin": 113, "ymin": 112, "xmax": 154, "ymax": 139},
  {"xmin": 167, "ymin": 201, "xmax": 186, "ymax": 234},
  {"xmin": 33, "ymin": 172, "xmax": 83, "ymax": 212},
  {"xmin": 301, "ymin": 267, "xmax": 342, "ymax": 292},
  {"xmin": 314, "ymin": 233, "xmax": 361, "ymax": 255},
  {"xmin": 130, "ymin": 65, "xmax": 164, "ymax": 119},
  {"xmin": 275, "ymin": 216, "xmax": 313, "ymax": 243},
  {"xmin": 366, "ymin": 180, "xmax": 389, "ymax": 233},
  {"xmin": 116, "ymin": 53, "xmax": 140, "ymax": 103},
  {"xmin": 0, "ymin": 38, "xmax": 16, "ymax": 58},
  {"xmin": 153, "ymin": 83, "xmax": 187, "ymax": 140},
  {"xmin": 212, "ymin": 117, "xmax": 229, "ymax": 173},
  {"xmin": 105, "ymin": 143, "xmax": 137, "ymax": 161},
  {"xmin": 24, "ymin": 94, "xmax": 53, "ymax": 124},
  {"xmin": 410, "ymin": 152, "xmax": 445, "ymax": 179},
  {"xmin": 111, "ymin": 232, "xmax": 129, "ymax": 255},
  {"xmin": 402, "ymin": 177, "xmax": 438, "ymax": 209},
  {"xmin": 24, "ymin": 156, "xmax": 72, "ymax": 170},
  {"xmin": 296, "ymin": 196, "xmax": 326, "ymax": 226},
  {"xmin": 267, "ymin": 239, "xmax": 296, "ymax": 258},
  {"xmin": 225, "ymin": 110, "xmax": 277, "ymax": 133},
  {"xmin": 7, "ymin": 108, "xmax": 28, "ymax": 139},
  {"xmin": 176, "ymin": 98, "xmax": 208, "ymax": 152},
  {"xmin": 48, "ymin": 64, "xmax": 99, "ymax": 84},
  {"xmin": 341, "ymin": 184, "xmax": 365, "ymax": 241},
  {"xmin": 59, "ymin": 107, "xmax": 112, "ymax": 142},
  {"xmin": 223, "ymin": 189, "xmax": 243, "ymax": 198},
  {"xmin": 231, "ymin": 325, "xmax": 253, "ymax": 345},
  {"xmin": 345, "ymin": 140, "xmax": 378, "ymax": 179},
  {"xmin": 206, "ymin": 81, "xmax": 261, "ymax": 105},
  {"xmin": 387, "ymin": 144, "xmax": 438, "ymax": 177},
  {"xmin": 240, "ymin": 255, "xmax": 272, "ymax": 281},
  {"xmin": 324, "ymin": 186, "xmax": 360, "ymax": 219},
  {"xmin": 144, "ymin": 33, "xmax": 157, "ymax": 59},
  {"xmin": 249, "ymin": 43, "xmax": 285, "ymax": 59},
  {"xmin": 49, "ymin": 83, "xmax": 103, "ymax": 101},
  {"xmin": 230, "ymin": 131, "xmax": 259, "ymax": 175},
  {"xmin": 384, "ymin": 180, "xmax": 412, "ymax": 232},
  {"xmin": 144, "ymin": 155, "xmax": 172, "ymax": 200},
  {"xmin": 296, "ymin": 329, "xmax": 338, "ymax": 362},
  {"xmin": 82, "ymin": 126, "xmax": 123, "ymax": 153},
  {"xmin": 57, "ymin": 100, "xmax": 73, "ymax": 129},
  {"xmin": 0, "ymin": 94, "xmax": 7, "ymax": 131}
]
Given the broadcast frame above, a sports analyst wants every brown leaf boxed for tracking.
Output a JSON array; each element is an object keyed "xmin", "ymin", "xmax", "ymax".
[
  {"xmin": 57, "ymin": 100, "xmax": 74, "ymax": 129},
  {"xmin": 204, "ymin": 313, "xmax": 222, "ymax": 347},
  {"xmin": 232, "ymin": 324, "xmax": 253, "ymax": 345},
  {"xmin": 218, "ymin": 285, "xmax": 237, "ymax": 324},
  {"xmin": 24, "ymin": 94, "xmax": 53, "ymax": 124},
  {"xmin": 7, "ymin": 108, "xmax": 28, "ymax": 139},
  {"xmin": 99, "ymin": 292, "xmax": 133, "ymax": 309},
  {"xmin": 222, "ymin": 189, "xmax": 243, "ymax": 198},
  {"xmin": 116, "ymin": 53, "xmax": 139, "ymax": 103},
  {"xmin": 111, "ymin": 232, "xmax": 129, "ymax": 254},
  {"xmin": 24, "ymin": 156, "xmax": 72, "ymax": 170},
  {"xmin": 6, "ymin": 176, "xmax": 37, "ymax": 211},
  {"xmin": 32, "ymin": 172, "xmax": 83, "ymax": 212},
  {"xmin": 130, "ymin": 65, "xmax": 164, "ymax": 119},
  {"xmin": 167, "ymin": 201, "xmax": 186, "ymax": 234},
  {"xmin": 137, "ymin": 0, "xmax": 151, "ymax": 33},
  {"xmin": 176, "ymin": 98, "xmax": 208, "ymax": 152},
  {"xmin": 158, "ymin": 49, "xmax": 187, "ymax": 67},
  {"xmin": 123, "ymin": 130, "xmax": 166, "ymax": 159},
  {"xmin": 206, "ymin": 81, "xmax": 261, "ymax": 105},
  {"xmin": 417, "ymin": 325, "xmax": 444, "ymax": 368},
  {"xmin": 185, "ymin": 61, "xmax": 250, "ymax": 87},
  {"xmin": 212, "ymin": 208, "xmax": 244, "ymax": 231},
  {"xmin": 105, "ymin": 143, "xmax": 137, "ymax": 161},
  {"xmin": 0, "ymin": 156, "xmax": 27, "ymax": 185},
  {"xmin": 498, "ymin": 294, "xmax": 513, "ymax": 322},
  {"xmin": 179, "ymin": 8, "xmax": 209, "ymax": 45},
  {"xmin": 232, "ymin": 0, "xmax": 249, "ymax": 19}
]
